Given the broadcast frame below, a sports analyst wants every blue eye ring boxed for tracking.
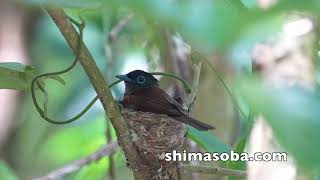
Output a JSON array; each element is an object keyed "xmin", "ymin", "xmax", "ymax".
[{"xmin": 137, "ymin": 76, "xmax": 146, "ymax": 84}]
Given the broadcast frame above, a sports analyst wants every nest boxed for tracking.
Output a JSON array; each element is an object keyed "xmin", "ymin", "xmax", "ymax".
[{"xmin": 120, "ymin": 107, "xmax": 187, "ymax": 179}]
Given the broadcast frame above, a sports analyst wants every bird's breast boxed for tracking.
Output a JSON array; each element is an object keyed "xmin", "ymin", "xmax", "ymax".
[{"xmin": 123, "ymin": 95, "xmax": 136, "ymax": 104}]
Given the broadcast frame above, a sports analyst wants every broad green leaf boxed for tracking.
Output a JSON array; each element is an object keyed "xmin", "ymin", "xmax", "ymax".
[
  {"xmin": 188, "ymin": 126, "xmax": 232, "ymax": 153},
  {"xmin": 0, "ymin": 62, "xmax": 35, "ymax": 91},
  {"xmin": 239, "ymin": 79, "xmax": 320, "ymax": 174},
  {"xmin": 0, "ymin": 160, "xmax": 18, "ymax": 180}
]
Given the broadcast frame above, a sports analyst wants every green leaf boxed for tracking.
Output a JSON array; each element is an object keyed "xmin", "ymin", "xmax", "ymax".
[
  {"xmin": 239, "ymin": 78, "xmax": 320, "ymax": 174},
  {"xmin": 227, "ymin": 111, "xmax": 254, "ymax": 179},
  {"xmin": 188, "ymin": 126, "xmax": 232, "ymax": 153},
  {"xmin": 0, "ymin": 62, "xmax": 36, "ymax": 91},
  {"xmin": 0, "ymin": 160, "xmax": 18, "ymax": 180},
  {"xmin": 227, "ymin": 137, "xmax": 247, "ymax": 180}
]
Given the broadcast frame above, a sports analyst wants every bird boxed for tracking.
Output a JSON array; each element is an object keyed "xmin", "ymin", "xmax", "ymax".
[{"xmin": 116, "ymin": 70, "xmax": 214, "ymax": 131}]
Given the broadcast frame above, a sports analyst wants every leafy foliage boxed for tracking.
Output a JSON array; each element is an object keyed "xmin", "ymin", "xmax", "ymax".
[{"xmin": 188, "ymin": 126, "xmax": 231, "ymax": 153}]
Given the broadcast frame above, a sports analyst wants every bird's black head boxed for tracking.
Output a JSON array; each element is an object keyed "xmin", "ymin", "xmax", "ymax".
[{"xmin": 116, "ymin": 70, "xmax": 159, "ymax": 93}]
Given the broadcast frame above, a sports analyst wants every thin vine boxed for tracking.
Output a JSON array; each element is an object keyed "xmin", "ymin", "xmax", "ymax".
[{"xmin": 31, "ymin": 17, "xmax": 85, "ymax": 124}]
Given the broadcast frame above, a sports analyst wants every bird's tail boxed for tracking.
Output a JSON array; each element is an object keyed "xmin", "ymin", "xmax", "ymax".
[{"xmin": 174, "ymin": 115, "xmax": 215, "ymax": 131}]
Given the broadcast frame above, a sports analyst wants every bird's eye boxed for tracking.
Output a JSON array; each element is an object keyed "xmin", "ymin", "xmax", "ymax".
[{"xmin": 136, "ymin": 76, "xmax": 146, "ymax": 84}]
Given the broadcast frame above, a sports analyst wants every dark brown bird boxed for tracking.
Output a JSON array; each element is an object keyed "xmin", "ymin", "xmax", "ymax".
[{"xmin": 116, "ymin": 70, "xmax": 214, "ymax": 131}]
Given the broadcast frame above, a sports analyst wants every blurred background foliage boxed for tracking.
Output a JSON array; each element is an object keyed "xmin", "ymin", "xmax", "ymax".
[{"xmin": 0, "ymin": 0, "xmax": 320, "ymax": 179}]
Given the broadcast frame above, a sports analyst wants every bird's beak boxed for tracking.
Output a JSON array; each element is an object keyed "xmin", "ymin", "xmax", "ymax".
[{"xmin": 116, "ymin": 75, "xmax": 134, "ymax": 83}]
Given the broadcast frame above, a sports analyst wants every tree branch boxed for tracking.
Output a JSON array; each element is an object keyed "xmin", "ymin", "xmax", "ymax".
[
  {"xmin": 45, "ymin": 7, "xmax": 142, "ymax": 178},
  {"xmin": 182, "ymin": 164, "xmax": 247, "ymax": 178},
  {"xmin": 34, "ymin": 142, "xmax": 119, "ymax": 180}
]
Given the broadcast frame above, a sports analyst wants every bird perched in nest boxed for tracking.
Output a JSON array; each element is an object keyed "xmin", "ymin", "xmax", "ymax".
[{"xmin": 116, "ymin": 70, "xmax": 214, "ymax": 131}]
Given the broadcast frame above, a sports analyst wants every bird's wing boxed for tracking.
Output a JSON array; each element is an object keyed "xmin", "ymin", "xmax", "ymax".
[
  {"xmin": 123, "ymin": 87, "xmax": 215, "ymax": 131},
  {"xmin": 123, "ymin": 89, "xmax": 186, "ymax": 117},
  {"xmin": 162, "ymin": 92, "xmax": 187, "ymax": 115}
]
